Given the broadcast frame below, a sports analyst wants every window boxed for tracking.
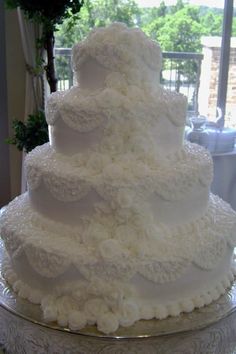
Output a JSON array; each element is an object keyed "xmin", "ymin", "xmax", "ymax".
[{"xmin": 55, "ymin": 0, "xmax": 235, "ymax": 126}]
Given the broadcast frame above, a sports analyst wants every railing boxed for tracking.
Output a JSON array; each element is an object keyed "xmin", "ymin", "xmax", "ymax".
[
  {"xmin": 55, "ymin": 48, "xmax": 203, "ymax": 115},
  {"xmin": 161, "ymin": 52, "xmax": 203, "ymax": 115},
  {"xmin": 55, "ymin": 48, "xmax": 73, "ymax": 90}
]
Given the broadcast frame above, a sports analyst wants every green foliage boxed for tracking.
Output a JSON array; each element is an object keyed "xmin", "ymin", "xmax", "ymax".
[
  {"xmin": 55, "ymin": 0, "xmax": 140, "ymax": 47},
  {"xmin": 142, "ymin": 16, "xmax": 165, "ymax": 40},
  {"xmin": 55, "ymin": 0, "xmax": 233, "ymax": 97},
  {"xmin": 232, "ymin": 17, "xmax": 236, "ymax": 36},
  {"xmin": 5, "ymin": 0, "xmax": 84, "ymax": 33},
  {"xmin": 139, "ymin": 4, "xmax": 204, "ymax": 91},
  {"xmin": 200, "ymin": 10, "xmax": 223, "ymax": 36},
  {"xmin": 140, "ymin": 2, "xmax": 231, "ymax": 53},
  {"xmin": 55, "ymin": 0, "xmax": 229, "ymax": 53},
  {"xmin": 4, "ymin": 0, "xmax": 84, "ymax": 93},
  {"xmin": 6, "ymin": 111, "xmax": 49, "ymax": 153},
  {"xmin": 4, "ymin": 0, "xmax": 84, "ymax": 151},
  {"xmin": 156, "ymin": 7, "xmax": 203, "ymax": 53},
  {"xmin": 157, "ymin": 1, "xmax": 167, "ymax": 17},
  {"xmin": 170, "ymin": 0, "xmax": 185, "ymax": 14}
]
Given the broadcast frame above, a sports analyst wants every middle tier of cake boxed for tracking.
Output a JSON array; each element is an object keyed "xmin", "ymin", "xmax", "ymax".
[
  {"xmin": 46, "ymin": 86, "xmax": 187, "ymax": 157},
  {"xmin": 25, "ymin": 142, "xmax": 213, "ymax": 226}
]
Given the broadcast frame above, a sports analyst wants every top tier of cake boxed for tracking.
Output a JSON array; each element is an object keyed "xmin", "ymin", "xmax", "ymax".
[
  {"xmin": 46, "ymin": 23, "xmax": 187, "ymax": 156},
  {"xmin": 72, "ymin": 22, "xmax": 162, "ymax": 90}
]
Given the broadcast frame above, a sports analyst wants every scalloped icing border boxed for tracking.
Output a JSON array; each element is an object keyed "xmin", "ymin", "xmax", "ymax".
[
  {"xmin": 25, "ymin": 142, "xmax": 213, "ymax": 203},
  {"xmin": 1, "ymin": 192, "xmax": 236, "ymax": 282},
  {"xmin": 2, "ymin": 256, "xmax": 236, "ymax": 334}
]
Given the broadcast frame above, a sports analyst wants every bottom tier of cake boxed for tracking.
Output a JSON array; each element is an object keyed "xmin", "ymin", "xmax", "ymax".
[{"xmin": 1, "ymin": 193, "xmax": 236, "ymax": 334}]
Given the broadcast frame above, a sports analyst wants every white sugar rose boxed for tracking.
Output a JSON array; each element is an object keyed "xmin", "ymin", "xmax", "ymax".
[
  {"xmin": 57, "ymin": 296, "xmax": 75, "ymax": 316},
  {"xmin": 68, "ymin": 311, "xmax": 87, "ymax": 330},
  {"xmin": 127, "ymin": 85, "xmax": 143, "ymax": 101},
  {"xmin": 100, "ymin": 88, "xmax": 123, "ymax": 109},
  {"xmin": 86, "ymin": 153, "xmax": 110, "ymax": 174},
  {"xmin": 85, "ymin": 222, "xmax": 109, "ymax": 244},
  {"xmin": 115, "ymin": 225, "xmax": 137, "ymax": 245},
  {"xmin": 43, "ymin": 305, "xmax": 58, "ymax": 322},
  {"xmin": 28, "ymin": 290, "xmax": 42, "ymax": 304},
  {"xmin": 99, "ymin": 239, "xmax": 124, "ymax": 260},
  {"xmin": 18, "ymin": 285, "xmax": 29, "ymax": 299},
  {"xmin": 104, "ymin": 288, "xmax": 125, "ymax": 310},
  {"xmin": 84, "ymin": 298, "xmax": 109, "ymax": 323},
  {"xmin": 41, "ymin": 294, "xmax": 55, "ymax": 308},
  {"xmin": 167, "ymin": 303, "xmax": 181, "ymax": 317},
  {"xmin": 57, "ymin": 314, "xmax": 68, "ymax": 327},
  {"xmin": 181, "ymin": 299, "xmax": 194, "ymax": 313},
  {"xmin": 4, "ymin": 268, "xmax": 17, "ymax": 285},
  {"xmin": 139, "ymin": 303, "xmax": 154, "ymax": 320},
  {"xmin": 118, "ymin": 300, "xmax": 139, "ymax": 327},
  {"xmin": 105, "ymin": 72, "xmax": 127, "ymax": 93},
  {"xmin": 97, "ymin": 312, "xmax": 119, "ymax": 334},
  {"xmin": 103, "ymin": 163, "xmax": 124, "ymax": 179},
  {"xmin": 155, "ymin": 305, "xmax": 168, "ymax": 320},
  {"xmin": 117, "ymin": 189, "xmax": 135, "ymax": 208}
]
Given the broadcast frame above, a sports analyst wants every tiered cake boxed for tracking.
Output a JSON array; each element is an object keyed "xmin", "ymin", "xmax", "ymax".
[{"xmin": 1, "ymin": 23, "xmax": 236, "ymax": 334}]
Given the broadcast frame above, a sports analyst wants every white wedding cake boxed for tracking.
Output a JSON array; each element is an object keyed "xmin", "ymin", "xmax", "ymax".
[{"xmin": 1, "ymin": 23, "xmax": 236, "ymax": 334}]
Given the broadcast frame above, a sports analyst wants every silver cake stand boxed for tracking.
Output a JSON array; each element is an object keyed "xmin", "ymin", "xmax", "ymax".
[{"xmin": 0, "ymin": 242, "xmax": 236, "ymax": 354}]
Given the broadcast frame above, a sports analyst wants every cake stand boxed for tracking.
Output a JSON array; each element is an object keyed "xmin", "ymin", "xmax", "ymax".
[{"xmin": 0, "ymin": 241, "xmax": 236, "ymax": 354}]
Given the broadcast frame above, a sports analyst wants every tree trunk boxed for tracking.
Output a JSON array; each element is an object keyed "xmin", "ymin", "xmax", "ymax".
[{"xmin": 44, "ymin": 29, "xmax": 57, "ymax": 93}]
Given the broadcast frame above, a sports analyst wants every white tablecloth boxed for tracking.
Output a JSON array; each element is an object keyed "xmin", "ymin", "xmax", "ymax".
[{"xmin": 211, "ymin": 146, "xmax": 236, "ymax": 210}]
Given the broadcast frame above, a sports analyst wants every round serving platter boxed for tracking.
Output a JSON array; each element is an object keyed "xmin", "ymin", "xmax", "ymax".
[{"xmin": 0, "ymin": 241, "xmax": 236, "ymax": 353}]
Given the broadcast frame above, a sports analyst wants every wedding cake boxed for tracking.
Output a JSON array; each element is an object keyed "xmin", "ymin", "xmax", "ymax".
[{"xmin": 1, "ymin": 23, "xmax": 236, "ymax": 334}]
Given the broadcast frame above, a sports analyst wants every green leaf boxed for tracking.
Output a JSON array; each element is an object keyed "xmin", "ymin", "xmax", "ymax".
[{"xmin": 6, "ymin": 110, "xmax": 49, "ymax": 153}]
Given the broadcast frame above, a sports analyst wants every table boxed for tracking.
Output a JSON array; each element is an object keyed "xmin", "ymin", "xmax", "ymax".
[{"xmin": 211, "ymin": 146, "xmax": 236, "ymax": 210}]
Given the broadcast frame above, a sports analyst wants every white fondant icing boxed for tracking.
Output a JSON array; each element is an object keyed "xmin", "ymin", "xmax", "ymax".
[
  {"xmin": 2, "ymin": 250, "xmax": 235, "ymax": 334},
  {"xmin": 72, "ymin": 23, "xmax": 162, "ymax": 88},
  {"xmin": 48, "ymin": 118, "xmax": 105, "ymax": 155},
  {"xmin": 45, "ymin": 23, "xmax": 187, "ymax": 156},
  {"xmin": 46, "ymin": 87, "xmax": 187, "ymax": 158},
  {"xmin": 46, "ymin": 85, "xmax": 187, "ymax": 156},
  {"xmin": 1, "ymin": 23, "xmax": 236, "ymax": 335},
  {"xmin": 25, "ymin": 142, "xmax": 213, "ymax": 205},
  {"xmin": 1, "ymin": 193, "xmax": 236, "ymax": 285}
]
